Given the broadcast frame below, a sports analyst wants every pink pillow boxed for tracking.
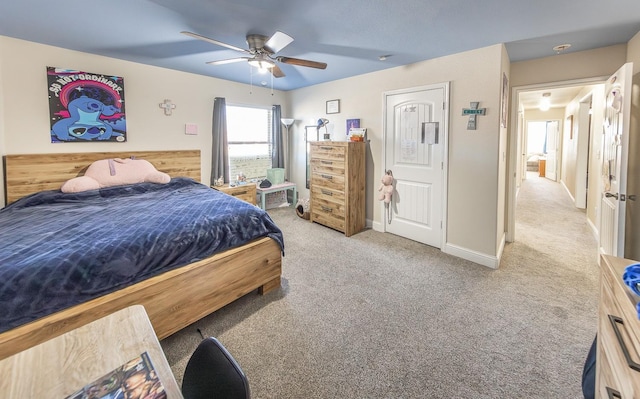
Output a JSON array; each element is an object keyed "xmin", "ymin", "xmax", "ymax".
[{"xmin": 61, "ymin": 158, "xmax": 171, "ymax": 193}]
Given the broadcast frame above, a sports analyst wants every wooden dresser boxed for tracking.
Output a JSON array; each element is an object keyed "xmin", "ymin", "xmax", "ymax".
[
  {"xmin": 597, "ymin": 254, "xmax": 640, "ymax": 398},
  {"xmin": 213, "ymin": 183, "xmax": 257, "ymax": 205},
  {"xmin": 309, "ymin": 141, "xmax": 365, "ymax": 236}
]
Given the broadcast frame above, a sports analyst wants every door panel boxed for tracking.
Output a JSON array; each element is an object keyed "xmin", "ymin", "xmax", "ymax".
[
  {"xmin": 384, "ymin": 84, "xmax": 447, "ymax": 247},
  {"xmin": 600, "ymin": 63, "xmax": 633, "ymax": 256}
]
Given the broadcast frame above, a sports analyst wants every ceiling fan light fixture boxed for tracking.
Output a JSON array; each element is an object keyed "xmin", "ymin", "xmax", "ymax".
[
  {"xmin": 248, "ymin": 58, "xmax": 275, "ymax": 70},
  {"xmin": 539, "ymin": 92, "xmax": 551, "ymax": 111}
]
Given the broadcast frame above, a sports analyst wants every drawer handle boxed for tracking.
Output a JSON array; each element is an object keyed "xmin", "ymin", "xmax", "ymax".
[
  {"xmin": 606, "ymin": 387, "xmax": 621, "ymax": 398},
  {"xmin": 608, "ymin": 314, "xmax": 640, "ymax": 372},
  {"xmin": 321, "ymin": 174, "xmax": 333, "ymax": 180},
  {"xmin": 320, "ymin": 146, "xmax": 333, "ymax": 150},
  {"xmin": 321, "ymin": 160, "xmax": 333, "ymax": 165},
  {"xmin": 321, "ymin": 206, "xmax": 333, "ymax": 213},
  {"xmin": 234, "ymin": 191, "xmax": 247, "ymax": 195},
  {"xmin": 321, "ymin": 189, "xmax": 333, "ymax": 196}
]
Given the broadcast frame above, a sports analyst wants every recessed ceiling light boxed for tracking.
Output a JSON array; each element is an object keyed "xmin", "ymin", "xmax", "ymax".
[
  {"xmin": 378, "ymin": 55, "xmax": 391, "ymax": 61},
  {"xmin": 553, "ymin": 44, "xmax": 571, "ymax": 54}
]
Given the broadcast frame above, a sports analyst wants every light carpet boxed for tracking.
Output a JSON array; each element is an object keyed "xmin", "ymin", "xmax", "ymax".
[{"xmin": 161, "ymin": 174, "xmax": 599, "ymax": 398}]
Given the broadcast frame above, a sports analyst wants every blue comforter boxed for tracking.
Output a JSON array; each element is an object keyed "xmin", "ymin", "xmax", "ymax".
[{"xmin": 0, "ymin": 178, "xmax": 284, "ymax": 334}]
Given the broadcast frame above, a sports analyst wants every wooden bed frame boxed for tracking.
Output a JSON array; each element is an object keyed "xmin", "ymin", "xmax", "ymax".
[{"xmin": 0, "ymin": 150, "xmax": 282, "ymax": 360}]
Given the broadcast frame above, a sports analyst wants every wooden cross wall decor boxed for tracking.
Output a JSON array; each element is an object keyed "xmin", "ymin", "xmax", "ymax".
[
  {"xmin": 159, "ymin": 99, "xmax": 176, "ymax": 116},
  {"xmin": 462, "ymin": 101, "xmax": 486, "ymax": 130}
]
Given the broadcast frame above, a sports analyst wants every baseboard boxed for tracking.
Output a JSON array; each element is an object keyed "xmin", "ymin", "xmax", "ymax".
[
  {"xmin": 442, "ymin": 242, "xmax": 500, "ymax": 269},
  {"xmin": 371, "ymin": 220, "xmax": 500, "ymax": 268}
]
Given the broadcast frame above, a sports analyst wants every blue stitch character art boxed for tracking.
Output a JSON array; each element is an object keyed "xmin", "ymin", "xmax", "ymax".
[
  {"xmin": 47, "ymin": 67, "xmax": 127, "ymax": 143},
  {"xmin": 51, "ymin": 96, "xmax": 123, "ymax": 141}
]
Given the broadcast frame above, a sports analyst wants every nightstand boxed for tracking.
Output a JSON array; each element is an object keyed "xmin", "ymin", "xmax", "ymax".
[{"xmin": 213, "ymin": 183, "xmax": 257, "ymax": 205}]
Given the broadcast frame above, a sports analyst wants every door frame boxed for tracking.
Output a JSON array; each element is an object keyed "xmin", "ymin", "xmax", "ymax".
[
  {"xmin": 381, "ymin": 82, "xmax": 450, "ymax": 247},
  {"xmin": 507, "ymin": 76, "xmax": 606, "ymax": 243}
]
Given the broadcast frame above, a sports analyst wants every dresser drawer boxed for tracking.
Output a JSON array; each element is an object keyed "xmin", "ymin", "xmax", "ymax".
[
  {"xmin": 602, "ymin": 259, "xmax": 640, "ymax": 346},
  {"xmin": 311, "ymin": 172, "xmax": 345, "ymax": 192},
  {"xmin": 311, "ymin": 143, "xmax": 346, "ymax": 161},
  {"xmin": 599, "ymin": 270, "xmax": 640, "ymax": 397},
  {"xmin": 598, "ymin": 255, "xmax": 640, "ymax": 398},
  {"xmin": 311, "ymin": 158, "xmax": 345, "ymax": 176},
  {"xmin": 311, "ymin": 185, "xmax": 345, "ymax": 205},
  {"xmin": 310, "ymin": 200, "xmax": 346, "ymax": 232},
  {"xmin": 597, "ymin": 342, "xmax": 624, "ymax": 399}
]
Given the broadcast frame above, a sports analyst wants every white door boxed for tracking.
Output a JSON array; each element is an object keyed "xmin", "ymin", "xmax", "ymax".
[
  {"xmin": 600, "ymin": 63, "xmax": 633, "ymax": 256},
  {"xmin": 383, "ymin": 83, "xmax": 448, "ymax": 248},
  {"xmin": 545, "ymin": 120, "xmax": 559, "ymax": 181}
]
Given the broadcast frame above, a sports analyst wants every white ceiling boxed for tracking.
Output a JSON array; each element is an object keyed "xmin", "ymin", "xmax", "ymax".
[
  {"xmin": 1, "ymin": 0, "xmax": 639, "ymax": 91},
  {"xmin": 518, "ymin": 86, "xmax": 589, "ymax": 111}
]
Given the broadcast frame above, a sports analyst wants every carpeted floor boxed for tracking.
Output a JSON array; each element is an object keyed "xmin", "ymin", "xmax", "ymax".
[{"xmin": 161, "ymin": 173, "xmax": 599, "ymax": 398}]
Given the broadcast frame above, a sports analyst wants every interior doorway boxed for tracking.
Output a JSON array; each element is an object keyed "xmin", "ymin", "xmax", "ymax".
[{"xmin": 507, "ymin": 77, "xmax": 605, "ymax": 244}]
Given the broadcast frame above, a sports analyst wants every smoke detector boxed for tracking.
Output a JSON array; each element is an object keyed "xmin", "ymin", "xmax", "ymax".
[{"xmin": 553, "ymin": 44, "xmax": 571, "ymax": 54}]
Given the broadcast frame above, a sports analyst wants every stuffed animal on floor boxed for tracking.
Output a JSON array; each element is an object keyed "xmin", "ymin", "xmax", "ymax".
[
  {"xmin": 61, "ymin": 157, "xmax": 171, "ymax": 193},
  {"xmin": 378, "ymin": 170, "xmax": 394, "ymax": 204}
]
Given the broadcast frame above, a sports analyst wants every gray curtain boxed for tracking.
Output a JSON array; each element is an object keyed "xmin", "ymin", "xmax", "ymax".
[
  {"xmin": 271, "ymin": 105, "xmax": 284, "ymax": 169},
  {"xmin": 211, "ymin": 97, "xmax": 229, "ymax": 185}
]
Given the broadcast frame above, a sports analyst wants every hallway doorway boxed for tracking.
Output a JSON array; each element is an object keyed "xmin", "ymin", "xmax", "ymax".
[{"xmin": 507, "ymin": 77, "xmax": 605, "ymax": 245}]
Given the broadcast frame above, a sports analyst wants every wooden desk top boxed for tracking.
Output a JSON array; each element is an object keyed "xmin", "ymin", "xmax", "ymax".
[{"xmin": 0, "ymin": 305, "xmax": 182, "ymax": 398}]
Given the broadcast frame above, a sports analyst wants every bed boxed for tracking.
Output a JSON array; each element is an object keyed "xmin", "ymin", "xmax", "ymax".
[{"xmin": 0, "ymin": 150, "xmax": 283, "ymax": 360}]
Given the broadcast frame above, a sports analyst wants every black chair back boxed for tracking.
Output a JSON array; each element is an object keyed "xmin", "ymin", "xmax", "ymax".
[{"xmin": 182, "ymin": 337, "xmax": 250, "ymax": 399}]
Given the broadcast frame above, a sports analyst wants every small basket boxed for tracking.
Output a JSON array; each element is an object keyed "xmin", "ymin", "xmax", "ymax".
[{"xmin": 266, "ymin": 168, "xmax": 285, "ymax": 185}]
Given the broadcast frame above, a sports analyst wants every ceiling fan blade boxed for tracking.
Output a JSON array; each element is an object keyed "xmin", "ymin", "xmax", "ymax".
[
  {"xmin": 181, "ymin": 31, "xmax": 250, "ymax": 54},
  {"xmin": 206, "ymin": 57, "xmax": 250, "ymax": 65},
  {"xmin": 271, "ymin": 65, "xmax": 285, "ymax": 78},
  {"xmin": 277, "ymin": 56, "xmax": 327, "ymax": 70},
  {"xmin": 264, "ymin": 31, "xmax": 294, "ymax": 53}
]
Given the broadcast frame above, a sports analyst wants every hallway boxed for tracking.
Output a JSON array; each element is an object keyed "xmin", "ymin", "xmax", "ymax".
[{"xmin": 512, "ymin": 173, "xmax": 599, "ymax": 276}]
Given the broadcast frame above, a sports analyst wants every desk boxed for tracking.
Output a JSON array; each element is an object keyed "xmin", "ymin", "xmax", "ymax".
[
  {"xmin": 0, "ymin": 305, "xmax": 182, "ymax": 399},
  {"xmin": 256, "ymin": 182, "xmax": 297, "ymax": 210}
]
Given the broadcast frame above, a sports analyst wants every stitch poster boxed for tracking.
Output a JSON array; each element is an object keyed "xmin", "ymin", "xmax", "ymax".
[{"xmin": 47, "ymin": 67, "xmax": 127, "ymax": 143}]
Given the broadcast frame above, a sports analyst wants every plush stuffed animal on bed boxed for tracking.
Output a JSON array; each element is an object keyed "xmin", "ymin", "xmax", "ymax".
[
  {"xmin": 378, "ymin": 170, "xmax": 394, "ymax": 204},
  {"xmin": 61, "ymin": 157, "xmax": 171, "ymax": 193}
]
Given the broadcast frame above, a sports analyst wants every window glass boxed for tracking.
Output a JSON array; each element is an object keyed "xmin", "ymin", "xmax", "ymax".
[{"xmin": 226, "ymin": 105, "xmax": 272, "ymax": 180}]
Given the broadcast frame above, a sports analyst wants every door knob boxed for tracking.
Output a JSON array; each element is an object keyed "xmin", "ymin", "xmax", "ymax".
[{"xmin": 605, "ymin": 192, "xmax": 619, "ymax": 200}]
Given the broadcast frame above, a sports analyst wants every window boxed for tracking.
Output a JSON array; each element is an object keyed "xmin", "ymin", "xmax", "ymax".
[{"xmin": 226, "ymin": 105, "xmax": 272, "ymax": 181}]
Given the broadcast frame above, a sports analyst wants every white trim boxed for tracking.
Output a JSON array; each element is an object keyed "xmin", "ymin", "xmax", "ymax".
[{"xmin": 442, "ymin": 243, "xmax": 500, "ymax": 269}]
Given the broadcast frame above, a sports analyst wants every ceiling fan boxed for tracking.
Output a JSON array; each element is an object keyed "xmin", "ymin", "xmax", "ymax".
[{"xmin": 181, "ymin": 30, "xmax": 327, "ymax": 78}]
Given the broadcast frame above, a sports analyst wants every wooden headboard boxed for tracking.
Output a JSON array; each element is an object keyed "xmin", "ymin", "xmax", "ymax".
[{"xmin": 4, "ymin": 150, "xmax": 201, "ymax": 204}]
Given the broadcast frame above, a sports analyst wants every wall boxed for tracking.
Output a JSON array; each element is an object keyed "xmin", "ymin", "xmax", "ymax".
[
  {"xmin": 289, "ymin": 44, "xmax": 507, "ymax": 266},
  {"xmin": 628, "ymin": 31, "xmax": 640, "ymax": 74},
  {"xmin": 510, "ymin": 45, "xmax": 627, "ymax": 87},
  {"xmin": 0, "ymin": 36, "xmax": 289, "ymax": 207}
]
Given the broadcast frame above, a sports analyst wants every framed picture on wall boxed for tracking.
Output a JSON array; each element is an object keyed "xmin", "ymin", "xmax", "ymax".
[
  {"xmin": 326, "ymin": 99, "xmax": 340, "ymax": 114},
  {"xmin": 47, "ymin": 66, "xmax": 127, "ymax": 143}
]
